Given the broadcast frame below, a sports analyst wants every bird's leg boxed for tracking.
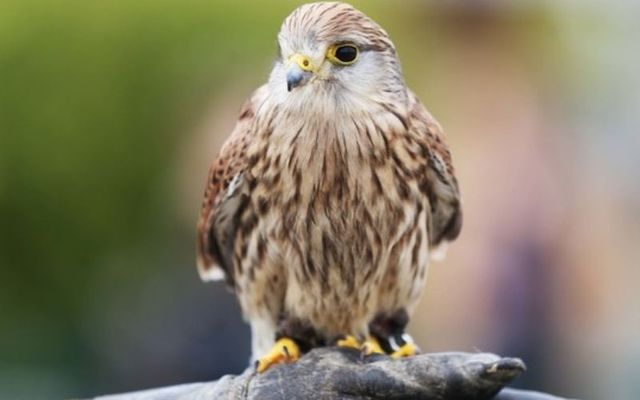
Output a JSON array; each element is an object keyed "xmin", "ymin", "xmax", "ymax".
[
  {"xmin": 369, "ymin": 309, "xmax": 421, "ymax": 358},
  {"xmin": 256, "ymin": 316, "xmax": 323, "ymax": 373}
]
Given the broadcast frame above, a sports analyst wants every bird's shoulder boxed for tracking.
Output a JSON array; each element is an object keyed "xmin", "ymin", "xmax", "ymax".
[{"xmin": 406, "ymin": 91, "xmax": 457, "ymax": 186}]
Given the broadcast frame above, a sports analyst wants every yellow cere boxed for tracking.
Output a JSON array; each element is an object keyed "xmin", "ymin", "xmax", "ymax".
[{"xmin": 289, "ymin": 54, "xmax": 315, "ymax": 72}]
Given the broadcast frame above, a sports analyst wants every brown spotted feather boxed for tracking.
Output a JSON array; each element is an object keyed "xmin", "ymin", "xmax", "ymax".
[
  {"xmin": 196, "ymin": 86, "xmax": 268, "ymax": 284},
  {"xmin": 196, "ymin": 2, "xmax": 462, "ymax": 361}
]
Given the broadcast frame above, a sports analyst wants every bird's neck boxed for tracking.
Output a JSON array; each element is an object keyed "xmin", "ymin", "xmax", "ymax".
[{"xmin": 250, "ymin": 93, "xmax": 406, "ymax": 196}]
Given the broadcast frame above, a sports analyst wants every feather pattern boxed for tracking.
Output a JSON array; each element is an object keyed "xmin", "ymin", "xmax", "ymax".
[
  {"xmin": 196, "ymin": 2, "xmax": 462, "ymax": 360},
  {"xmin": 196, "ymin": 86, "xmax": 268, "ymax": 283}
]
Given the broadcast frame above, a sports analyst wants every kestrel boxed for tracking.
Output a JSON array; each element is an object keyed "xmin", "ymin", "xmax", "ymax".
[{"xmin": 196, "ymin": 2, "xmax": 462, "ymax": 372}]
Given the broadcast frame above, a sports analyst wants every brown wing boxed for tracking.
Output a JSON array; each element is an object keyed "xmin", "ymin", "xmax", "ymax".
[
  {"xmin": 408, "ymin": 91, "xmax": 463, "ymax": 247},
  {"xmin": 196, "ymin": 86, "xmax": 266, "ymax": 284}
]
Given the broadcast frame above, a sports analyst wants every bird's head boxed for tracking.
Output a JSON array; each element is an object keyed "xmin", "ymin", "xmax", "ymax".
[{"xmin": 269, "ymin": 2, "xmax": 407, "ymax": 108}]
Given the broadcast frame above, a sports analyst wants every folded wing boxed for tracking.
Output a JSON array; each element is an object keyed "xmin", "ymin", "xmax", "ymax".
[
  {"xmin": 407, "ymin": 92, "xmax": 463, "ymax": 255},
  {"xmin": 196, "ymin": 86, "xmax": 266, "ymax": 284}
]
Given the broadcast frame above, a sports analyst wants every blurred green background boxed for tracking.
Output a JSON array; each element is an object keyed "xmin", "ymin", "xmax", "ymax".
[{"xmin": 1, "ymin": 1, "xmax": 639, "ymax": 399}]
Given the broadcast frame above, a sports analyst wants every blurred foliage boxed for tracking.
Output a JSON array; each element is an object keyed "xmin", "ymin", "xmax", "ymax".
[{"xmin": 0, "ymin": 0, "xmax": 299, "ymax": 396}]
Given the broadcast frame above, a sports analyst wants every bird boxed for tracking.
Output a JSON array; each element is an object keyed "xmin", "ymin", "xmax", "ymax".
[{"xmin": 196, "ymin": 1, "xmax": 462, "ymax": 373}]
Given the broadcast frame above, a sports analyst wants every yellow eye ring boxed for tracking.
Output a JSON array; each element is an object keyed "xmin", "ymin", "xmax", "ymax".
[{"xmin": 327, "ymin": 44, "xmax": 359, "ymax": 65}]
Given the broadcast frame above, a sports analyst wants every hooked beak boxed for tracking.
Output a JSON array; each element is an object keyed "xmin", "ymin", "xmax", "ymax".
[{"xmin": 286, "ymin": 54, "xmax": 314, "ymax": 92}]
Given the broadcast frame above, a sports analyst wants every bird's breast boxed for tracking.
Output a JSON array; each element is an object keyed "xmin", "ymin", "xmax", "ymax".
[
  {"xmin": 239, "ymin": 111, "xmax": 428, "ymax": 336},
  {"xmin": 248, "ymin": 110, "xmax": 425, "ymax": 262}
]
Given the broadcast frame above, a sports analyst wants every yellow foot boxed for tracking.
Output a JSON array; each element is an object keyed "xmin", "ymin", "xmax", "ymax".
[
  {"xmin": 337, "ymin": 335, "xmax": 361, "ymax": 350},
  {"xmin": 362, "ymin": 336, "xmax": 384, "ymax": 355},
  {"xmin": 256, "ymin": 337, "xmax": 300, "ymax": 373},
  {"xmin": 337, "ymin": 335, "xmax": 384, "ymax": 355},
  {"xmin": 391, "ymin": 342, "xmax": 420, "ymax": 359}
]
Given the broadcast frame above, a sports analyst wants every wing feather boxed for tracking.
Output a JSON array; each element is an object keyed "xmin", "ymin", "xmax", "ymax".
[
  {"xmin": 407, "ymin": 91, "xmax": 463, "ymax": 249},
  {"xmin": 196, "ymin": 86, "xmax": 266, "ymax": 284}
]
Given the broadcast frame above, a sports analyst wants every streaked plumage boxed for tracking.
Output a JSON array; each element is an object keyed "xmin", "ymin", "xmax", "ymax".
[{"xmin": 196, "ymin": 1, "xmax": 461, "ymax": 362}]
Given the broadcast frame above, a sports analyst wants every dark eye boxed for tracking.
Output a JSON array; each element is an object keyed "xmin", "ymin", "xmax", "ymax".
[{"xmin": 332, "ymin": 45, "xmax": 358, "ymax": 64}]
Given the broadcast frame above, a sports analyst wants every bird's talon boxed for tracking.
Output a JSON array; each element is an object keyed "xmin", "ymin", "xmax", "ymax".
[
  {"xmin": 337, "ymin": 335, "xmax": 383, "ymax": 356},
  {"xmin": 337, "ymin": 335, "xmax": 361, "ymax": 350},
  {"xmin": 362, "ymin": 336, "xmax": 384, "ymax": 355},
  {"xmin": 391, "ymin": 342, "xmax": 420, "ymax": 359},
  {"xmin": 256, "ymin": 337, "xmax": 300, "ymax": 373}
]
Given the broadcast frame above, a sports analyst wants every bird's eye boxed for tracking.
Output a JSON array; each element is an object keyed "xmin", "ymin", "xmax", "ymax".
[
  {"xmin": 335, "ymin": 45, "xmax": 358, "ymax": 63},
  {"xmin": 328, "ymin": 44, "xmax": 359, "ymax": 65}
]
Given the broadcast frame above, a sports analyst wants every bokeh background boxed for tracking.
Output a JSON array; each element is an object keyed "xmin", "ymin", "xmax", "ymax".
[{"xmin": 1, "ymin": 0, "xmax": 639, "ymax": 398}]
